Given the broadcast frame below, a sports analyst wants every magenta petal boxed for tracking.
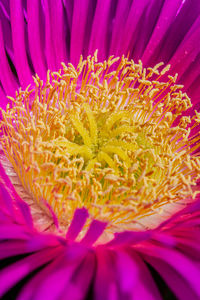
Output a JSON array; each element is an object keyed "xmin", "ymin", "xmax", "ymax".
[
  {"xmin": 169, "ymin": 16, "xmax": 200, "ymax": 81},
  {"xmin": 48, "ymin": 0, "xmax": 68, "ymax": 68},
  {"xmin": 175, "ymin": 237, "xmax": 200, "ymax": 260},
  {"xmin": 0, "ymin": 2, "xmax": 13, "ymax": 60},
  {"xmin": 0, "ymin": 224, "xmax": 29, "ymax": 240},
  {"xmin": 0, "ymin": 241, "xmax": 27, "ymax": 260},
  {"xmin": 26, "ymin": 233, "xmax": 62, "ymax": 250},
  {"xmin": 61, "ymin": 251, "xmax": 95, "ymax": 300},
  {"xmin": 0, "ymin": 20, "xmax": 18, "ymax": 97},
  {"xmin": 109, "ymin": 0, "xmax": 131, "ymax": 56},
  {"xmin": 106, "ymin": 230, "xmax": 152, "ymax": 247},
  {"xmin": 94, "ymin": 248, "xmax": 117, "ymax": 300},
  {"xmin": 180, "ymin": 53, "xmax": 200, "ymax": 92},
  {"xmin": 0, "ymin": 240, "xmax": 45, "ymax": 260},
  {"xmin": 26, "ymin": 254, "xmax": 76, "ymax": 300},
  {"xmin": 0, "ymin": 86, "xmax": 7, "ymax": 110},
  {"xmin": 88, "ymin": 0, "xmax": 113, "ymax": 60},
  {"xmin": 29, "ymin": 243, "xmax": 90, "ymax": 300},
  {"xmin": 10, "ymin": 0, "xmax": 32, "ymax": 88},
  {"xmin": 119, "ymin": 0, "xmax": 163, "ymax": 59},
  {"xmin": 17, "ymin": 254, "xmax": 67, "ymax": 300},
  {"xmin": 139, "ymin": 243, "xmax": 200, "ymax": 298},
  {"xmin": 0, "ymin": 184, "xmax": 14, "ymax": 216},
  {"xmin": 187, "ymin": 74, "xmax": 200, "ymax": 104},
  {"xmin": 0, "ymin": 209, "xmax": 11, "ymax": 222},
  {"xmin": 152, "ymin": 232, "xmax": 177, "ymax": 247},
  {"xmin": 145, "ymin": 0, "xmax": 200, "ymax": 66},
  {"xmin": 0, "ymin": 164, "xmax": 33, "ymax": 226},
  {"xmin": 80, "ymin": 219, "xmax": 107, "ymax": 246},
  {"xmin": 33, "ymin": 251, "xmax": 94, "ymax": 300},
  {"xmin": 17, "ymin": 247, "xmax": 88, "ymax": 300},
  {"xmin": 0, "ymin": 235, "xmax": 60, "ymax": 260},
  {"xmin": 43, "ymin": 0, "xmax": 57, "ymax": 70},
  {"xmin": 0, "ymin": 246, "xmax": 62, "ymax": 298},
  {"xmin": 15, "ymin": 198, "xmax": 33, "ymax": 228},
  {"xmin": 113, "ymin": 0, "xmax": 150, "ymax": 57},
  {"xmin": 0, "ymin": 0, "xmax": 10, "ymax": 18},
  {"xmin": 142, "ymin": 0, "xmax": 183, "ymax": 65},
  {"xmin": 144, "ymin": 255, "xmax": 199, "ymax": 300},
  {"xmin": 70, "ymin": 0, "xmax": 91, "ymax": 65},
  {"xmin": 63, "ymin": 0, "xmax": 73, "ymax": 31},
  {"xmin": 116, "ymin": 250, "xmax": 162, "ymax": 300},
  {"xmin": 66, "ymin": 208, "xmax": 88, "ymax": 241}
]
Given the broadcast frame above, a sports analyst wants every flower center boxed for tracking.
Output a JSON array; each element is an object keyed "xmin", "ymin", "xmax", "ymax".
[{"xmin": 1, "ymin": 52, "xmax": 200, "ymax": 231}]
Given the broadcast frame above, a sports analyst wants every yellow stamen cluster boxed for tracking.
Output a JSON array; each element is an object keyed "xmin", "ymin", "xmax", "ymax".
[{"xmin": 1, "ymin": 52, "xmax": 200, "ymax": 231}]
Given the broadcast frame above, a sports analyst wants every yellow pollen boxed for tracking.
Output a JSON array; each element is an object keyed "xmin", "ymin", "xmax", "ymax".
[{"xmin": 1, "ymin": 52, "xmax": 200, "ymax": 231}]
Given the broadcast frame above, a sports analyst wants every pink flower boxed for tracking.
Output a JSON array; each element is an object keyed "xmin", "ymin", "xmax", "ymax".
[{"xmin": 0, "ymin": 1, "xmax": 200, "ymax": 300}]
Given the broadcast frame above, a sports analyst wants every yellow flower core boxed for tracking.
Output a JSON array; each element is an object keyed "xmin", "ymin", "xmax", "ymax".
[{"xmin": 1, "ymin": 52, "xmax": 200, "ymax": 231}]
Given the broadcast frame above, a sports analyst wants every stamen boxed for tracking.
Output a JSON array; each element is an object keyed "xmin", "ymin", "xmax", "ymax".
[{"xmin": 0, "ymin": 52, "xmax": 199, "ymax": 232}]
